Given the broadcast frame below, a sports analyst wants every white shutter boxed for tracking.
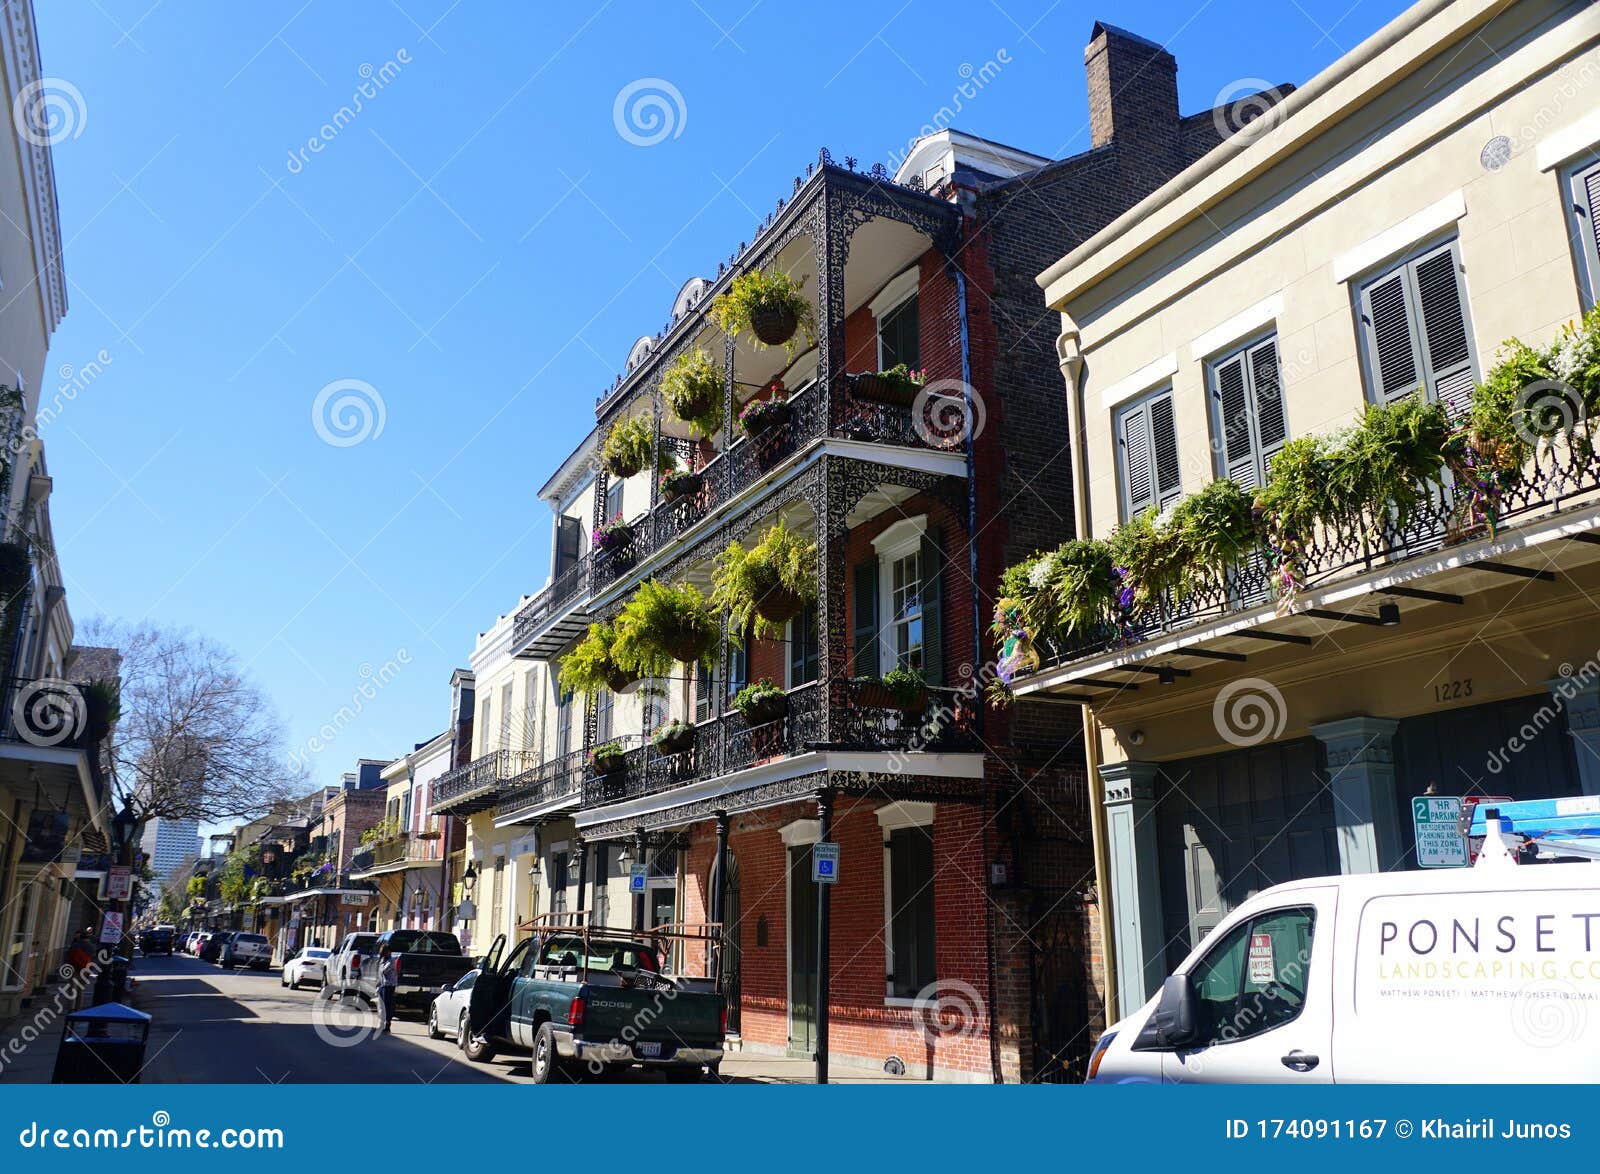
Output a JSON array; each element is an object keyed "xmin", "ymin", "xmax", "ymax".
[
  {"xmin": 1411, "ymin": 242, "xmax": 1476, "ymax": 418},
  {"xmin": 1360, "ymin": 269, "xmax": 1422, "ymax": 404},
  {"xmin": 1117, "ymin": 400, "xmax": 1155, "ymax": 519},
  {"xmin": 1570, "ymin": 159, "xmax": 1600, "ymax": 308}
]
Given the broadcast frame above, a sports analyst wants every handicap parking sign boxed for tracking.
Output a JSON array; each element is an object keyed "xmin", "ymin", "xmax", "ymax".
[
  {"xmin": 812, "ymin": 841, "xmax": 840, "ymax": 884},
  {"xmin": 629, "ymin": 863, "xmax": 648, "ymax": 892}
]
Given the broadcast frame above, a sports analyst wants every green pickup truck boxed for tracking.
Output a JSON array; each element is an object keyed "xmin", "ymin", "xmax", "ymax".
[{"xmin": 461, "ymin": 921, "xmax": 725, "ymax": 1084}]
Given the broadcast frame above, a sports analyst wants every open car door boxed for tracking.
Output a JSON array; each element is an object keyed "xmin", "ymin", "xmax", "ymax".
[{"xmin": 467, "ymin": 936, "xmax": 531, "ymax": 1046}]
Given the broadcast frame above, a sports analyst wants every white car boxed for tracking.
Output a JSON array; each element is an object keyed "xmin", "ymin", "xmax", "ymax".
[
  {"xmin": 427, "ymin": 969, "xmax": 481, "ymax": 1042},
  {"xmin": 220, "ymin": 931, "xmax": 271, "ymax": 970},
  {"xmin": 281, "ymin": 946, "xmax": 332, "ymax": 989}
]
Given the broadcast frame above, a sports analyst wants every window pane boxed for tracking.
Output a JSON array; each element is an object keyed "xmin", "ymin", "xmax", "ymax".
[{"xmin": 879, "ymin": 295, "xmax": 920, "ymax": 370}]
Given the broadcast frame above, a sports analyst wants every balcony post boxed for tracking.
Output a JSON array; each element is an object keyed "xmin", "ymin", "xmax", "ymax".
[
  {"xmin": 1098, "ymin": 761, "xmax": 1166, "ymax": 1011},
  {"xmin": 1310, "ymin": 716, "xmax": 1401, "ymax": 873},
  {"xmin": 631, "ymin": 828, "xmax": 647, "ymax": 932},
  {"xmin": 813, "ymin": 192, "xmax": 843, "ymax": 435},
  {"xmin": 1549, "ymin": 675, "xmax": 1600, "ymax": 796},
  {"xmin": 650, "ymin": 376, "xmax": 663, "ymax": 520},
  {"xmin": 723, "ymin": 331, "xmax": 736, "ymax": 499},
  {"xmin": 815, "ymin": 457, "xmax": 846, "ymax": 745},
  {"xmin": 575, "ymin": 837, "xmax": 589, "ymax": 914},
  {"xmin": 814, "ymin": 786, "xmax": 834, "ymax": 1085},
  {"xmin": 710, "ymin": 809, "xmax": 729, "ymax": 979}
]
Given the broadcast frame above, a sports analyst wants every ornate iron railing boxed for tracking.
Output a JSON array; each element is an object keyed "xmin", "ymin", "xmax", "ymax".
[
  {"xmin": 496, "ymin": 749, "xmax": 586, "ymax": 821},
  {"xmin": 512, "ymin": 551, "xmax": 594, "ymax": 651},
  {"xmin": 578, "ymin": 679, "xmax": 978, "ymax": 810},
  {"xmin": 432, "ymin": 749, "xmax": 541, "ymax": 813},
  {"xmin": 0, "ymin": 676, "xmax": 93, "ymax": 749},
  {"xmin": 1029, "ymin": 434, "xmax": 1600, "ymax": 674}
]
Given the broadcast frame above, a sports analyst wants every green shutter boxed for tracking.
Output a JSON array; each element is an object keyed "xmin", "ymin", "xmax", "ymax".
[
  {"xmin": 852, "ymin": 561, "xmax": 880, "ymax": 678},
  {"xmin": 919, "ymin": 529, "xmax": 944, "ymax": 686}
]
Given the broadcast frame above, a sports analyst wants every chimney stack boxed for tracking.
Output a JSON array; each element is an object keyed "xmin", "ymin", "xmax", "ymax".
[{"xmin": 1084, "ymin": 22, "xmax": 1180, "ymax": 152}]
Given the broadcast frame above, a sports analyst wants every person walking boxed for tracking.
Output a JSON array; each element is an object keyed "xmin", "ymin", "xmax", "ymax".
[{"xmin": 376, "ymin": 943, "xmax": 398, "ymax": 1033}]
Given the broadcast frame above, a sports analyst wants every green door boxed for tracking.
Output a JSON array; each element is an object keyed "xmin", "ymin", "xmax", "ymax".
[{"xmin": 787, "ymin": 845, "xmax": 818, "ymax": 1056}]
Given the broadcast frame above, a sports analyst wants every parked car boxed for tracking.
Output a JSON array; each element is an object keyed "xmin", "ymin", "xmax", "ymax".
[
  {"xmin": 323, "ymin": 932, "xmax": 382, "ymax": 999},
  {"xmin": 1086, "ymin": 811, "xmax": 1600, "ymax": 1084},
  {"xmin": 220, "ymin": 931, "xmax": 271, "ymax": 970},
  {"xmin": 461, "ymin": 928, "xmax": 725, "ymax": 1083},
  {"xmin": 344, "ymin": 930, "xmax": 474, "ymax": 1013},
  {"xmin": 282, "ymin": 946, "xmax": 332, "ymax": 989},
  {"xmin": 427, "ymin": 969, "xmax": 480, "ymax": 1041},
  {"xmin": 184, "ymin": 931, "xmax": 203, "ymax": 954},
  {"xmin": 197, "ymin": 931, "xmax": 230, "ymax": 962},
  {"xmin": 138, "ymin": 926, "xmax": 175, "ymax": 955}
]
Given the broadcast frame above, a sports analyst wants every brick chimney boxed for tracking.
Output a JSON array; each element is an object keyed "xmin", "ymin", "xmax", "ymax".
[{"xmin": 1084, "ymin": 22, "xmax": 1180, "ymax": 152}]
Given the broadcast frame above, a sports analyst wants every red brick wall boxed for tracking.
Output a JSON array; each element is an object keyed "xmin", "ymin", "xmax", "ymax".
[{"xmin": 684, "ymin": 796, "xmax": 996, "ymax": 1079}]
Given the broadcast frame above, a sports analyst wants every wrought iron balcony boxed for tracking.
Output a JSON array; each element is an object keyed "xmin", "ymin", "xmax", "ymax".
[
  {"xmin": 351, "ymin": 832, "xmax": 443, "ymax": 875},
  {"xmin": 0, "ymin": 675, "xmax": 93, "ymax": 749},
  {"xmin": 580, "ymin": 679, "xmax": 979, "ymax": 810},
  {"xmin": 432, "ymin": 749, "xmax": 540, "ymax": 817},
  {"xmin": 1026, "ymin": 432, "xmax": 1600, "ymax": 677},
  {"xmin": 496, "ymin": 749, "xmax": 586, "ymax": 823},
  {"xmin": 513, "ymin": 550, "xmax": 597, "ymax": 658}
]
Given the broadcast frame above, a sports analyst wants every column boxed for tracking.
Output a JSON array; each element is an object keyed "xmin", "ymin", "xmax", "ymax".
[
  {"xmin": 1311, "ymin": 716, "xmax": 1401, "ymax": 874},
  {"xmin": 1098, "ymin": 762, "xmax": 1165, "ymax": 1011},
  {"xmin": 815, "ymin": 788, "xmax": 833, "ymax": 1086},
  {"xmin": 1550, "ymin": 675, "xmax": 1600, "ymax": 796},
  {"xmin": 632, "ymin": 829, "xmax": 647, "ymax": 932}
]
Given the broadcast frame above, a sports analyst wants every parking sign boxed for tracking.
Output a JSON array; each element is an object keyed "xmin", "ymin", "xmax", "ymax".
[
  {"xmin": 812, "ymin": 842, "xmax": 840, "ymax": 884},
  {"xmin": 1412, "ymin": 796, "xmax": 1468, "ymax": 868},
  {"xmin": 629, "ymin": 863, "xmax": 648, "ymax": 893}
]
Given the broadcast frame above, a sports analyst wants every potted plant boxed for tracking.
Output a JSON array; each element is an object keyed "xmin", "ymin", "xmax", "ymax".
[
  {"xmin": 559, "ymin": 621, "xmax": 640, "ymax": 696},
  {"xmin": 82, "ymin": 678, "xmax": 121, "ymax": 745},
  {"xmin": 652, "ymin": 719, "xmax": 697, "ymax": 755},
  {"xmin": 614, "ymin": 579, "xmax": 721, "ymax": 671},
  {"xmin": 709, "ymin": 269, "xmax": 815, "ymax": 354},
  {"xmin": 739, "ymin": 394, "xmax": 792, "ymax": 438},
  {"xmin": 710, "ymin": 518, "xmax": 817, "ymax": 636},
  {"xmin": 851, "ymin": 363, "xmax": 924, "ymax": 408},
  {"xmin": 590, "ymin": 741, "xmax": 629, "ymax": 776},
  {"xmin": 858, "ymin": 666, "xmax": 927, "ymax": 713},
  {"xmin": 592, "ymin": 515, "xmax": 633, "ymax": 555},
  {"xmin": 733, "ymin": 678, "xmax": 788, "ymax": 726},
  {"xmin": 601, "ymin": 416, "xmax": 654, "ymax": 479},
  {"xmin": 659, "ymin": 466, "xmax": 704, "ymax": 505},
  {"xmin": 661, "ymin": 347, "xmax": 725, "ymax": 436}
]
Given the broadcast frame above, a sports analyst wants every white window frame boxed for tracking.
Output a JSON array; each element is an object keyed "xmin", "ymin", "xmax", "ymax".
[
  {"xmin": 871, "ymin": 266, "xmax": 920, "ymax": 370},
  {"xmin": 1564, "ymin": 154, "xmax": 1600, "ymax": 310},
  {"xmin": 878, "ymin": 802, "xmax": 936, "ymax": 1006},
  {"xmin": 871, "ymin": 516, "xmax": 927, "ymax": 672}
]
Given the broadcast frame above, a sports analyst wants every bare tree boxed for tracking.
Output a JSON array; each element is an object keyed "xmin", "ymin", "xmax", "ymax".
[{"xmin": 82, "ymin": 621, "xmax": 307, "ymax": 825}]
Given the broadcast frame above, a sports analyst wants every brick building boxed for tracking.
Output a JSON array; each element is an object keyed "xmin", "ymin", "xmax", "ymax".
[{"xmin": 435, "ymin": 21, "xmax": 1280, "ymax": 1081}]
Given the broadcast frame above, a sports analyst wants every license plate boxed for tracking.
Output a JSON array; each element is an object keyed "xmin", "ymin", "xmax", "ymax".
[{"xmin": 635, "ymin": 1041, "xmax": 663, "ymax": 1058}]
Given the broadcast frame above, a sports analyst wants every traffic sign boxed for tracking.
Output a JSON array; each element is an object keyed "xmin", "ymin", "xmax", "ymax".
[
  {"xmin": 99, "ymin": 912, "xmax": 123, "ymax": 944},
  {"xmin": 629, "ymin": 864, "xmax": 648, "ymax": 893},
  {"xmin": 1412, "ymin": 796, "xmax": 1468, "ymax": 868},
  {"xmin": 812, "ymin": 842, "xmax": 840, "ymax": 884},
  {"xmin": 107, "ymin": 865, "xmax": 134, "ymax": 901}
]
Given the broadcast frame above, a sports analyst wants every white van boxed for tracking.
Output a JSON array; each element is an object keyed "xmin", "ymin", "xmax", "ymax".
[{"xmin": 1088, "ymin": 811, "xmax": 1600, "ymax": 1082}]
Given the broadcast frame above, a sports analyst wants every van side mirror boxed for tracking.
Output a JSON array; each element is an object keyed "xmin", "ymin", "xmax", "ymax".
[{"xmin": 1149, "ymin": 974, "xmax": 1198, "ymax": 1049}]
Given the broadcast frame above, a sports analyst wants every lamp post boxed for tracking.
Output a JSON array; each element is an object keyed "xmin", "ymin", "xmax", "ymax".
[
  {"xmin": 94, "ymin": 802, "xmax": 139, "ymax": 1004},
  {"xmin": 458, "ymin": 861, "xmax": 478, "ymax": 946}
]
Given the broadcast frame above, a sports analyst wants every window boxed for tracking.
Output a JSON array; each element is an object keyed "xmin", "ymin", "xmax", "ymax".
[
  {"xmin": 605, "ymin": 478, "xmax": 625, "ymax": 523},
  {"xmin": 1114, "ymin": 388, "xmax": 1182, "ymax": 521},
  {"xmin": 1355, "ymin": 237, "xmax": 1477, "ymax": 416},
  {"xmin": 490, "ymin": 856, "xmax": 506, "ymax": 935},
  {"xmin": 859, "ymin": 517, "xmax": 944, "ymax": 684},
  {"xmin": 886, "ymin": 826, "xmax": 935, "ymax": 999},
  {"xmin": 695, "ymin": 661, "xmax": 714, "ymax": 724},
  {"xmin": 878, "ymin": 294, "xmax": 920, "ymax": 371},
  {"xmin": 592, "ymin": 846, "xmax": 610, "ymax": 926},
  {"xmin": 499, "ymin": 682, "xmax": 513, "ymax": 750},
  {"xmin": 595, "ymin": 687, "xmax": 614, "ymax": 743},
  {"xmin": 1568, "ymin": 157, "xmax": 1600, "ymax": 309},
  {"xmin": 1186, "ymin": 906, "xmax": 1316, "ymax": 1047},
  {"xmin": 478, "ymin": 698, "xmax": 491, "ymax": 757},
  {"xmin": 554, "ymin": 515, "xmax": 583, "ymax": 581},
  {"xmin": 555, "ymin": 684, "xmax": 573, "ymax": 758},
  {"xmin": 725, "ymin": 642, "xmax": 747, "ymax": 706},
  {"xmin": 787, "ymin": 602, "xmax": 818, "ymax": 687},
  {"xmin": 887, "ymin": 550, "xmax": 923, "ymax": 671},
  {"xmin": 1208, "ymin": 334, "xmax": 1288, "ymax": 491},
  {"xmin": 549, "ymin": 851, "xmax": 570, "ymax": 914},
  {"xmin": 522, "ymin": 670, "xmax": 538, "ymax": 749}
]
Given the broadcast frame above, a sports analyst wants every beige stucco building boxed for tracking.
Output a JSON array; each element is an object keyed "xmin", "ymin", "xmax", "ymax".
[{"xmin": 1025, "ymin": 0, "xmax": 1600, "ymax": 1013}]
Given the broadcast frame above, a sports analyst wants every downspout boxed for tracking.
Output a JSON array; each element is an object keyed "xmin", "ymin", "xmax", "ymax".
[
  {"xmin": 1057, "ymin": 318, "xmax": 1118, "ymax": 1027},
  {"xmin": 954, "ymin": 260, "xmax": 1002, "ymax": 1084}
]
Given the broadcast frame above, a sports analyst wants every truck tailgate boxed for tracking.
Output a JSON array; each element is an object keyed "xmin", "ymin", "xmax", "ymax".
[{"xmin": 580, "ymin": 985, "xmax": 723, "ymax": 1047}]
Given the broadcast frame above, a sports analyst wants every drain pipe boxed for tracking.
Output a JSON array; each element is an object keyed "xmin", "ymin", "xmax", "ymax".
[{"xmin": 954, "ymin": 262, "xmax": 1003, "ymax": 1083}]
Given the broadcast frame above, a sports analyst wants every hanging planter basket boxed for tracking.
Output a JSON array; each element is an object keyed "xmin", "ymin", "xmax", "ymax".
[
  {"xmin": 753, "ymin": 584, "xmax": 806, "ymax": 626},
  {"xmin": 749, "ymin": 304, "xmax": 799, "ymax": 347},
  {"xmin": 661, "ymin": 628, "xmax": 715, "ymax": 665},
  {"xmin": 604, "ymin": 668, "xmax": 641, "ymax": 695},
  {"xmin": 591, "ymin": 749, "xmax": 629, "ymax": 777},
  {"xmin": 852, "ymin": 371, "xmax": 920, "ymax": 409},
  {"xmin": 603, "ymin": 451, "xmax": 644, "ymax": 479},
  {"xmin": 740, "ymin": 693, "xmax": 788, "ymax": 726},
  {"xmin": 739, "ymin": 399, "xmax": 792, "ymax": 437}
]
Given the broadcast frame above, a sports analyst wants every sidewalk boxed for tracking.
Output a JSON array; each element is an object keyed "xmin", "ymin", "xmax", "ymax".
[
  {"xmin": 0, "ymin": 971, "xmax": 148, "ymax": 1083},
  {"xmin": 718, "ymin": 1052, "xmax": 954, "ymax": 1084}
]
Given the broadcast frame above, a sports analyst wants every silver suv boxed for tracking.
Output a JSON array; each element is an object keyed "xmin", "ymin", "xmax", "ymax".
[{"xmin": 220, "ymin": 931, "xmax": 271, "ymax": 970}]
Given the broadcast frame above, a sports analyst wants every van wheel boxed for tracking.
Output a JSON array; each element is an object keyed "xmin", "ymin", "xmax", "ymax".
[
  {"xmin": 461, "ymin": 1015, "xmax": 496, "ymax": 1063},
  {"xmin": 530, "ymin": 1023, "xmax": 572, "ymax": 1084}
]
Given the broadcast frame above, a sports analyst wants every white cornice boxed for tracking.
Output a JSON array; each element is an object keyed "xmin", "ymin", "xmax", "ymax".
[{"xmin": 1, "ymin": 0, "xmax": 67, "ymax": 336}]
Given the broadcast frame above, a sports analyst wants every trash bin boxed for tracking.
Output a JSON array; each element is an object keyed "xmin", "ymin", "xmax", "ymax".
[{"xmin": 51, "ymin": 1002, "xmax": 151, "ymax": 1084}]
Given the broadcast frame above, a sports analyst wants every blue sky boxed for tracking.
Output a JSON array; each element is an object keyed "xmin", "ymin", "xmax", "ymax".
[{"xmin": 34, "ymin": 0, "xmax": 1409, "ymax": 810}]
